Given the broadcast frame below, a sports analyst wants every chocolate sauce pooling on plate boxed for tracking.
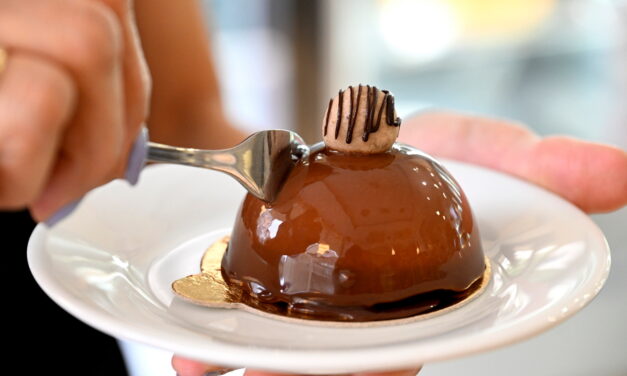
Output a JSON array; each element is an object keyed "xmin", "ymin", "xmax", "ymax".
[{"xmin": 221, "ymin": 144, "xmax": 485, "ymax": 322}]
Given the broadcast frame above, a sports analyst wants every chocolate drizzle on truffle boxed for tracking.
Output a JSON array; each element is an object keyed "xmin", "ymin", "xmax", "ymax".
[
  {"xmin": 334, "ymin": 89, "xmax": 344, "ymax": 139},
  {"xmin": 324, "ymin": 84, "xmax": 402, "ymax": 144},
  {"xmin": 385, "ymin": 91, "xmax": 401, "ymax": 126},
  {"xmin": 323, "ymin": 98, "xmax": 332, "ymax": 136},
  {"xmin": 363, "ymin": 86, "xmax": 378, "ymax": 141},
  {"xmin": 346, "ymin": 85, "xmax": 363, "ymax": 143}
]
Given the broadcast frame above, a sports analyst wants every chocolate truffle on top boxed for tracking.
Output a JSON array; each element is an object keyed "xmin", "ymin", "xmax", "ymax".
[
  {"xmin": 323, "ymin": 85, "xmax": 401, "ymax": 154},
  {"xmin": 220, "ymin": 85, "xmax": 486, "ymax": 322}
]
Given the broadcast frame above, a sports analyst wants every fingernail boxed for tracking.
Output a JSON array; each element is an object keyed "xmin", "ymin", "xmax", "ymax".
[
  {"xmin": 124, "ymin": 126, "xmax": 148, "ymax": 185},
  {"xmin": 45, "ymin": 198, "xmax": 81, "ymax": 227},
  {"xmin": 203, "ymin": 369, "xmax": 235, "ymax": 376},
  {"xmin": 42, "ymin": 127, "xmax": 148, "ymax": 228}
]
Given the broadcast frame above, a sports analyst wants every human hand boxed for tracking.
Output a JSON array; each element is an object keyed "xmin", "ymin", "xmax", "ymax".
[
  {"xmin": 0, "ymin": 0, "xmax": 150, "ymax": 221},
  {"xmin": 171, "ymin": 111, "xmax": 626, "ymax": 376},
  {"xmin": 400, "ymin": 111, "xmax": 627, "ymax": 213},
  {"xmin": 172, "ymin": 355, "xmax": 422, "ymax": 376}
]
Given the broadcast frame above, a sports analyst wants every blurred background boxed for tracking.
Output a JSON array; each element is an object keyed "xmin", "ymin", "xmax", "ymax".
[
  {"xmin": 182, "ymin": 1, "xmax": 627, "ymax": 375},
  {"xmin": 205, "ymin": 0, "xmax": 627, "ymax": 150}
]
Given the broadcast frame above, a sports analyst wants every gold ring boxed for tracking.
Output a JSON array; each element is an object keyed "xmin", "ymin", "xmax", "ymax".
[{"xmin": 0, "ymin": 47, "xmax": 7, "ymax": 76}]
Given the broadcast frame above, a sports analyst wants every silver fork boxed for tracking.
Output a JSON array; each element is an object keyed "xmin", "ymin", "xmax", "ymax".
[
  {"xmin": 146, "ymin": 129, "xmax": 309, "ymax": 202},
  {"xmin": 47, "ymin": 129, "xmax": 308, "ymax": 226}
]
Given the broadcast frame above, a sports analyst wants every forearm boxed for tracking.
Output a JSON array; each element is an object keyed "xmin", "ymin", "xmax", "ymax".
[{"xmin": 134, "ymin": 0, "xmax": 244, "ymax": 148}]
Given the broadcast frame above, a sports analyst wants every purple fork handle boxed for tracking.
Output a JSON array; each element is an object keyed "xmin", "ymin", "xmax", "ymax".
[{"xmin": 45, "ymin": 127, "xmax": 149, "ymax": 227}]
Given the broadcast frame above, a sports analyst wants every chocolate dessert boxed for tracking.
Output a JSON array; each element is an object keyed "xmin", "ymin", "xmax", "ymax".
[{"xmin": 220, "ymin": 85, "xmax": 486, "ymax": 321}]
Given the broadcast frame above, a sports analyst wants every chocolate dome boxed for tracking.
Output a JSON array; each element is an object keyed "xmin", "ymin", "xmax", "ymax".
[{"xmin": 220, "ymin": 143, "xmax": 486, "ymax": 321}]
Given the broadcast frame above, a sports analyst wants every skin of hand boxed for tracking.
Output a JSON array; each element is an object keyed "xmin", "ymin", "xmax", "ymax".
[
  {"xmin": 134, "ymin": 0, "xmax": 245, "ymax": 149},
  {"xmin": 0, "ymin": 0, "xmax": 150, "ymax": 221},
  {"xmin": 400, "ymin": 112, "xmax": 627, "ymax": 213},
  {"xmin": 170, "ymin": 111, "xmax": 627, "ymax": 376}
]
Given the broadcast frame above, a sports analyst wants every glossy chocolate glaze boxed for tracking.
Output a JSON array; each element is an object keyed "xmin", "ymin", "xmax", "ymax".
[{"xmin": 221, "ymin": 144, "xmax": 485, "ymax": 321}]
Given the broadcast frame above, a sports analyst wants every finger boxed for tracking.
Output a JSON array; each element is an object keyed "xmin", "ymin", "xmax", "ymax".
[
  {"xmin": 244, "ymin": 367, "xmax": 423, "ymax": 376},
  {"xmin": 171, "ymin": 355, "xmax": 234, "ymax": 376},
  {"xmin": 93, "ymin": 0, "xmax": 151, "ymax": 139},
  {"xmin": 531, "ymin": 136, "xmax": 627, "ymax": 212},
  {"xmin": 0, "ymin": 0, "xmax": 127, "ymax": 219},
  {"xmin": 244, "ymin": 371, "xmax": 301, "ymax": 376},
  {"xmin": 171, "ymin": 355, "xmax": 420, "ymax": 376},
  {"xmin": 354, "ymin": 367, "xmax": 423, "ymax": 376},
  {"xmin": 0, "ymin": 51, "xmax": 76, "ymax": 209},
  {"xmin": 399, "ymin": 111, "xmax": 627, "ymax": 213}
]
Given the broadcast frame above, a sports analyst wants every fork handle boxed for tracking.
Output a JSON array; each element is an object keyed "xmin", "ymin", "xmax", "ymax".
[{"xmin": 146, "ymin": 141, "xmax": 237, "ymax": 173}]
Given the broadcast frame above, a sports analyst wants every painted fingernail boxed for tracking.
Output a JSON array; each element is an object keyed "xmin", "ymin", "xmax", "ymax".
[
  {"xmin": 45, "ymin": 198, "xmax": 81, "ymax": 227},
  {"xmin": 124, "ymin": 126, "xmax": 148, "ymax": 185},
  {"xmin": 203, "ymin": 369, "xmax": 235, "ymax": 376},
  {"xmin": 44, "ymin": 127, "xmax": 149, "ymax": 228}
]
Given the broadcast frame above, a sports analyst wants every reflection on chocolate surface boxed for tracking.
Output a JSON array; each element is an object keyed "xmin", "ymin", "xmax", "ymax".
[{"xmin": 221, "ymin": 144, "xmax": 486, "ymax": 321}]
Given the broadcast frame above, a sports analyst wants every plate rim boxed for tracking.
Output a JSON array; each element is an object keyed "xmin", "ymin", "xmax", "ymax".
[{"xmin": 27, "ymin": 161, "xmax": 612, "ymax": 374}]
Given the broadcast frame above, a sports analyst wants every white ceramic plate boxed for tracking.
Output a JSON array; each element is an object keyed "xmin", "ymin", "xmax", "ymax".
[{"xmin": 27, "ymin": 161, "xmax": 610, "ymax": 374}]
